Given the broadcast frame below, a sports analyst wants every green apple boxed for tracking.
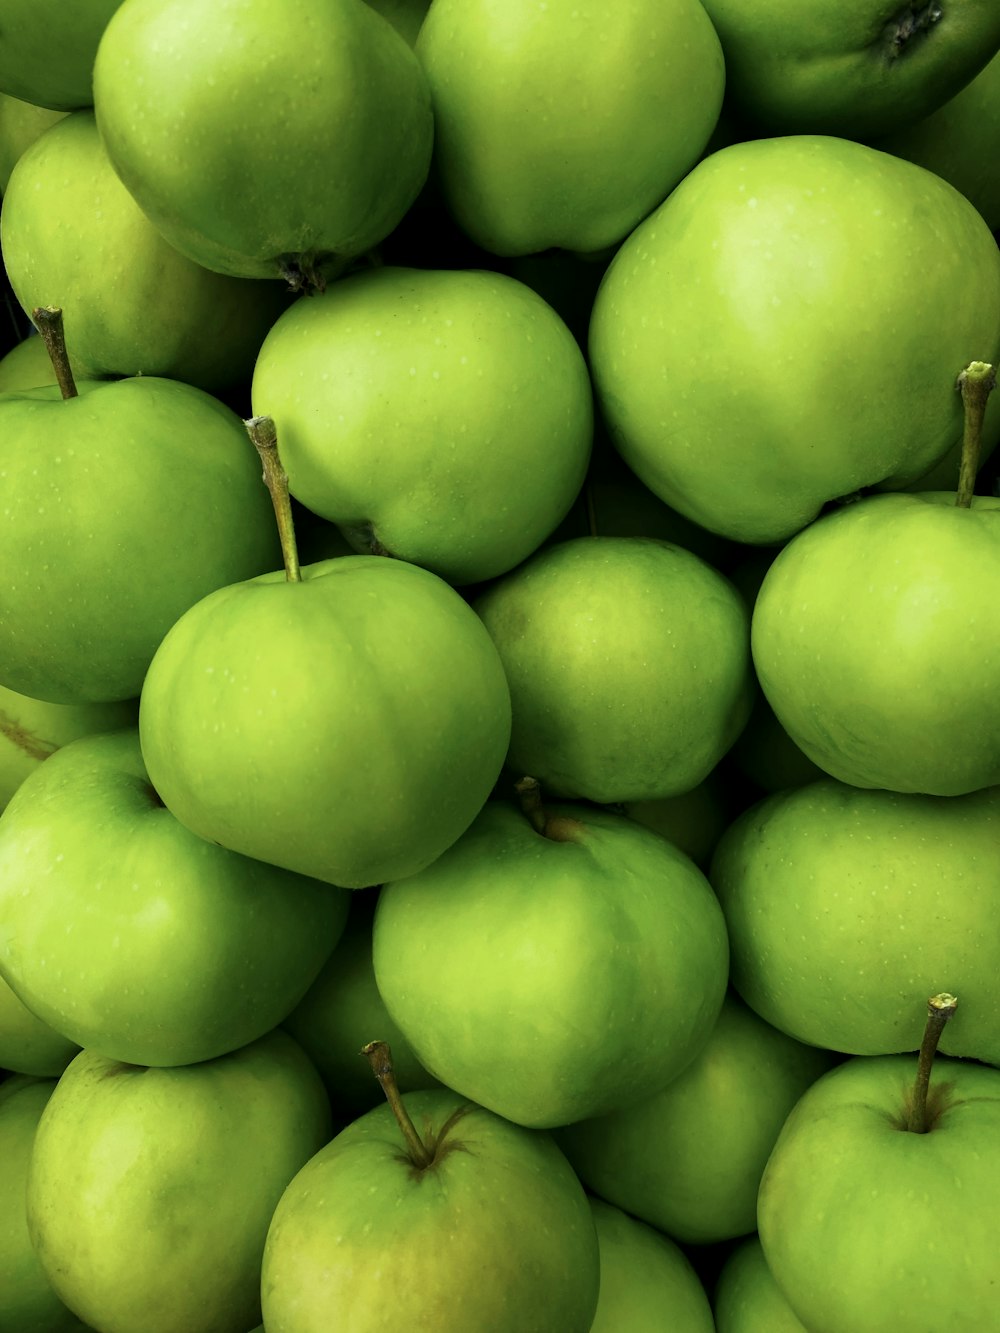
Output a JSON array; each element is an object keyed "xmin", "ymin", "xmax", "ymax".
[
  {"xmin": 757, "ymin": 1008, "xmax": 1000, "ymax": 1331},
  {"xmin": 473, "ymin": 536, "xmax": 753, "ymax": 804},
  {"xmin": 139, "ymin": 553, "xmax": 512, "ymax": 888},
  {"xmin": 26, "ymin": 1031, "xmax": 332, "ymax": 1333},
  {"xmin": 0, "ymin": 0, "xmax": 121, "ymax": 109},
  {"xmin": 2, "ymin": 112, "xmax": 289, "ymax": 391},
  {"xmin": 710, "ymin": 778, "xmax": 1000, "ymax": 1062},
  {"xmin": 373, "ymin": 796, "xmax": 730, "ymax": 1128},
  {"xmin": 589, "ymin": 135, "xmax": 1000, "ymax": 544},
  {"xmin": 364, "ymin": 0, "xmax": 430, "ymax": 45},
  {"xmin": 727, "ymin": 689, "xmax": 826, "ymax": 795},
  {"xmin": 588, "ymin": 1198, "xmax": 715, "ymax": 1333},
  {"xmin": 0, "ymin": 1077, "xmax": 88, "ymax": 1333},
  {"xmin": 415, "ymin": 0, "xmax": 725, "ymax": 255},
  {"xmin": 713, "ymin": 1236, "xmax": 809, "ymax": 1333},
  {"xmin": 699, "ymin": 0, "xmax": 1000, "ymax": 137},
  {"xmin": 93, "ymin": 0, "xmax": 432, "ymax": 284},
  {"xmin": 872, "ymin": 48, "xmax": 1000, "ymax": 230},
  {"xmin": 0, "ymin": 334, "xmax": 56, "ymax": 391},
  {"xmin": 0, "ymin": 94, "xmax": 66, "ymax": 190},
  {"xmin": 558, "ymin": 993, "xmax": 836, "ymax": 1244},
  {"xmin": 623, "ymin": 768, "xmax": 738, "ymax": 870},
  {"xmin": 260, "ymin": 1056, "xmax": 601, "ymax": 1331},
  {"xmin": 0, "ymin": 728, "xmax": 349, "ymax": 1066},
  {"xmin": 0, "ymin": 367, "xmax": 280, "ymax": 704},
  {"xmin": 250, "ymin": 265, "xmax": 593, "ymax": 585},
  {"xmin": 0, "ymin": 678, "xmax": 135, "ymax": 811},
  {"xmin": 751, "ymin": 490, "xmax": 1000, "ymax": 794},
  {"xmin": 0, "ymin": 977, "xmax": 79, "ymax": 1076}
]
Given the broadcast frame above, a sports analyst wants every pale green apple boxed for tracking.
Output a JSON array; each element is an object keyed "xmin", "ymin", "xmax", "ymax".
[
  {"xmin": 0, "ymin": 728, "xmax": 350, "ymax": 1066},
  {"xmin": 0, "ymin": 678, "xmax": 135, "ymax": 811},
  {"xmin": 93, "ymin": 0, "xmax": 432, "ymax": 283},
  {"xmin": 0, "ymin": 335, "xmax": 56, "ymax": 391},
  {"xmin": 713, "ymin": 1236, "xmax": 809, "ymax": 1333},
  {"xmin": 757, "ymin": 1052, "xmax": 1000, "ymax": 1331},
  {"xmin": 0, "ymin": 1077, "xmax": 88, "ymax": 1333},
  {"xmin": 26, "ymin": 1031, "xmax": 332, "ymax": 1333},
  {"xmin": 0, "ymin": 0, "xmax": 121, "ymax": 109},
  {"xmin": 373, "ymin": 799, "xmax": 730, "ymax": 1128},
  {"xmin": 0, "ymin": 977, "xmax": 79, "ymax": 1076},
  {"xmin": 364, "ymin": 0, "xmax": 430, "ymax": 45},
  {"xmin": 474, "ymin": 536, "xmax": 753, "ymax": 804},
  {"xmin": 699, "ymin": 0, "xmax": 1000, "ymax": 137},
  {"xmin": 558, "ymin": 994, "xmax": 836, "ymax": 1243},
  {"xmin": 710, "ymin": 779, "xmax": 1000, "ymax": 1062},
  {"xmin": 2, "ymin": 112, "xmax": 289, "ymax": 390},
  {"xmin": 590, "ymin": 136, "xmax": 1000, "ymax": 544},
  {"xmin": 139, "ymin": 555, "xmax": 512, "ymax": 888},
  {"xmin": 0, "ymin": 94, "xmax": 66, "ymax": 190},
  {"xmin": 260, "ymin": 1086, "xmax": 601, "ymax": 1331},
  {"xmin": 751, "ymin": 491, "xmax": 1000, "ymax": 794},
  {"xmin": 623, "ymin": 768, "xmax": 737, "ymax": 870},
  {"xmin": 250, "ymin": 265, "xmax": 592, "ymax": 584},
  {"xmin": 0, "ymin": 374, "xmax": 279, "ymax": 704},
  {"xmin": 415, "ymin": 0, "xmax": 725, "ymax": 255}
]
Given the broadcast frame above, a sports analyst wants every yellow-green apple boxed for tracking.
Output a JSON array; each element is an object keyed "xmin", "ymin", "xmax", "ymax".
[
  {"xmin": 0, "ymin": 0, "xmax": 121, "ymax": 109},
  {"xmin": 0, "ymin": 978, "xmax": 79, "ymax": 1077},
  {"xmin": 0, "ymin": 335, "xmax": 56, "ymax": 390},
  {"xmin": 713, "ymin": 1236, "xmax": 808, "ymax": 1333},
  {"xmin": 0, "ymin": 94, "xmax": 65, "ymax": 190}
]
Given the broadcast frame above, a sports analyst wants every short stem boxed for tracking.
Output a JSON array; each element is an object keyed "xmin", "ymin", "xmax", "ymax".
[
  {"xmin": 514, "ymin": 775, "xmax": 583, "ymax": 842},
  {"xmin": 245, "ymin": 415, "xmax": 301, "ymax": 583},
  {"xmin": 31, "ymin": 306, "xmax": 77, "ymax": 400},
  {"xmin": 906, "ymin": 992, "xmax": 958, "ymax": 1134},
  {"xmin": 955, "ymin": 362, "xmax": 996, "ymax": 508},
  {"xmin": 362, "ymin": 1041, "xmax": 433, "ymax": 1169}
]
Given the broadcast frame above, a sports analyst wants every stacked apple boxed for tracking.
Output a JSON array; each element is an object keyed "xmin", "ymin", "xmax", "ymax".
[{"xmin": 1, "ymin": 1, "xmax": 1000, "ymax": 1331}]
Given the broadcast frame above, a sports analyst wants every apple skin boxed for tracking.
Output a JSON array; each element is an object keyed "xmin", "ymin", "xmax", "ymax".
[
  {"xmin": 415, "ymin": 0, "xmax": 725, "ymax": 256},
  {"xmin": 0, "ymin": 335, "xmax": 57, "ymax": 391},
  {"xmin": 713, "ymin": 1236, "xmax": 809, "ymax": 1333},
  {"xmin": 0, "ymin": 728, "xmax": 350, "ymax": 1066},
  {"xmin": 373, "ymin": 799, "xmax": 730, "ymax": 1129},
  {"xmin": 474, "ymin": 536, "xmax": 753, "ymax": 803},
  {"xmin": 588, "ymin": 1198, "xmax": 715, "ymax": 1333},
  {"xmin": 0, "ymin": 375, "xmax": 280, "ymax": 704},
  {"xmin": 0, "ymin": 0, "xmax": 121, "ymax": 109},
  {"xmin": 710, "ymin": 779, "xmax": 1000, "ymax": 1064},
  {"xmin": 26, "ymin": 1031, "xmax": 332, "ymax": 1333},
  {"xmin": 260, "ymin": 1087, "xmax": 601, "ymax": 1332},
  {"xmin": 757, "ymin": 1053, "xmax": 1000, "ymax": 1332},
  {"xmin": 558, "ymin": 993, "xmax": 837, "ymax": 1244},
  {"xmin": 1, "ymin": 112, "xmax": 290, "ymax": 391},
  {"xmin": 250, "ymin": 265, "xmax": 593, "ymax": 585},
  {"xmin": 93, "ymin": 0, "xmax": 433, "ymax": 281},
  {"xmin": 0, "ymin": 94, "xmax": 66, "ymax": 190},
  {"xmin": 699, "ymin": 0, "xmax": 1000, "ymax": 137},
  {"xmin": 139, "ymin": 555, "xmax": 512, "ymax": 889},
  {"xmin": 589, "ymin": 135, "xmax": 1000, "ymax": 545},
  {"xmin": 0, "ymin": 976, "xmax": 79, "ymax": 1077},
  {"xmin": 752, "ymin": 491, "xmax": 1000, "ymax": 795},
  {"xmin": 0, "ymin": 1077, "xmax": 89, "ymax": 1333}
]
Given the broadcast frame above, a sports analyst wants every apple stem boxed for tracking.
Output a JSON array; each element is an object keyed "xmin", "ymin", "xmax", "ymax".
[
  {"xmin": 513, "ymin": 775, "xmax": 583, "ymax": 842},
  {"xmin": 906, "ymin": 992, "xmax": 958, "ymax": 1134},
  {"xmin": 245, "ymin": 415, "xmax": 301, "ymax": 583},
  {"xmin": 955, "ymin": 362, "xmax": 996, "ymax": 508},
  {"xmin": 31, "ymin": 306, "xmax": 77, "ymax": 400},
  {"xmin": 362, "ymin": 1040, "xmax": 433, "ymax": 1169}
]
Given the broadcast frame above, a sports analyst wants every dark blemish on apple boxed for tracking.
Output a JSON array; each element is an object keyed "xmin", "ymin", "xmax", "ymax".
[
  {"xmin": 882, "ymin": 2, "xmax": 943, "ymax": 60},
  {"xmin": 0, "ymin": 708, "xmax": 59, "ymax": 762}
]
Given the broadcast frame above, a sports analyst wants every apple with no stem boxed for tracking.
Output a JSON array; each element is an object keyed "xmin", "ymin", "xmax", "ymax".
[{"xmin": 713, "ymin": 1236, "xmax": 808, "ymax": 1333}]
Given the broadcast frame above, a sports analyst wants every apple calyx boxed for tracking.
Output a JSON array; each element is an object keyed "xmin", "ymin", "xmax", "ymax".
[
  {"xmin": 245, "ymin": 415, "xmax": 301, "ymax": 582},
  {"xmin": 882, "ymin": 2, "xmax": 942, "ymax": 60},
  {"xmin": 362, "ymin": 1040, "xmax": 471, "ymax": 1174},
  {"xmin": 31, "ymin": 305, "xmax": 78, "ymax": 400},
  {"xmin": 339, "ymin": 520, "xmax": 394, "ymax": 559},
  {"xmin": 903, "ymin": 992, "xmax": 958, "ymax": 1134},
  {"xmin": 955, "ymin": 361, "xmax": 996, "ymax": 508},
  {"xmin": 514, "ymin": 776, "xmax": 585, "ymax": 843}
]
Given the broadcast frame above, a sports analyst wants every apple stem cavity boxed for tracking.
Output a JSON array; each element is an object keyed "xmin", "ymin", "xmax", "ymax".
[
  {"xmin": 955, "ymin": 361, "xmax": 996, "ymax": 508},
  {"xmin": 513, "ymin": 775, "xmax": 584, "ymax": 843},
  {"xmin": 31, "ymin": 306, "xmax": 78, "ymax": 400},
  {"xmin": 906, "ymin": 992, "xmax": 958, "ymax": 1134},
  {"xmin": 245, "ymin": 415, "xmax": 301, "ymax": 583},
  {"xmin": 362, "ymin": 1040, "xmax": 434, "ymax": 1169}
]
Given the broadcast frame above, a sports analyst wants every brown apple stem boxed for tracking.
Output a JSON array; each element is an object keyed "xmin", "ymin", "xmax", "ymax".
[
  {"xmin": 362, "ymin": 1040, "xmax": 433, "ymax": 1169},
  {"xmin": 31, "ymin": 306, "xmax": 77, "ymax": 400},
  {"xmin": 955, "ymin": 362, "xmax": 996, "ymax": 508},
  {"xmin": 513, "ymin": 775, "xmax": 583, "ymax": 843},
  {"xmin": 906, "ymin": 992, "xmax": 958, "ymax": 1134},
  {"xmin": 245, "ymin": 415, "xmax": 301, "ymax": 583}
]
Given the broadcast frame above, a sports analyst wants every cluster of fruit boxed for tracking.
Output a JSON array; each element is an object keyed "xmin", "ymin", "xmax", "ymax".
[{"xmin": 1, "ymin": 1, "xmax": 999, "ymax": 1331}]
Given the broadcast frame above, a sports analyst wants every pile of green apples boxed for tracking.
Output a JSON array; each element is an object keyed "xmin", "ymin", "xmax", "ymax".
[{"xmin": 1, "ymin": 1, "xmax": 1000, "ymax": 1330}]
